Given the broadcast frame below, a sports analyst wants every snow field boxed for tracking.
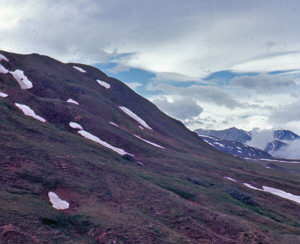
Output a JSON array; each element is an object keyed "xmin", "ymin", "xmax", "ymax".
[
  {"xmin": 73, "ymin": 66, "xmax": 86, "ymax": 73},
  {"xmin": 67, "ymin": 98, "xmax": 79, "ymax": 105},
  {"xmin": 119, "ymin": 106, "xmax": 152, "ymax": 130},
  {"xmin": 96, "ymin": 79, "xmax": 110, "ymax": 89},
  {"xmin": 48, "ymin": 192, "xmax": 69, "ymax": 210},
  {"xmin": 9, "ymin": 70, "xmax": 33, "ymax": 89},
  {"xmin": 15, "ymin": 103, "xmax": 46, "ymax": 122}
]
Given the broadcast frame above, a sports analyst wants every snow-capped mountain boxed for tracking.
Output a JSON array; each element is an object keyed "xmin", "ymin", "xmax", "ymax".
[
  {"xmin": 201, "ymin": 135, "xmax": 272, "ymax": 159},
  {"xmin": 196, "ymin": 128, "xmax": 300, "ymax": 158},
  {"xmin": 265, "ymin": 140, "xmax": 287, "ymax": 154},
  {"xmin": 273, "ymin": 130, "xmax": 300, "ymax": 141},
  {"xmin": 195, "ymin": 127, "xmax": 251, "ymax": 143}
]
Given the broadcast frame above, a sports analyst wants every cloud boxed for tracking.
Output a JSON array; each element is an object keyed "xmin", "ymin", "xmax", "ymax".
[
  {"xmin": 232, "ymin": 52, "xmax": 300, "ymax": 73},
  {"xmin": 150, "ymin": 72, "xmax": 203, "ymax": 83},
  {"xmin": 269, "ymin": 102, "xmax": 300, "ymax": 124},
  {"xmin": 231, "ymin": 74, "xmax": 297, "ymax": 93},
  {"xmin": 246, "ymin": 129, "xmax": 274, "ymax": 150},
  {"xmin": 125, "ymin": 82, "xmax": 143, "ymax": 91},
  {"xmin": 152, "ymin": 96, "xmax": 203, "ymax": 120},
  {"xmin": 273, "ymin": 139, "xmax": 300, "ymax": 159},
  {"xmin": 2, "ymin": 1, "xmax": 300, "ymax": 78},
  {"xmin": 148, "ymin": 83, "xmax": 244, "ymax": 109}
]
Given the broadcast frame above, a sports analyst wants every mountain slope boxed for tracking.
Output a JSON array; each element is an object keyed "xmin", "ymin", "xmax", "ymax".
[
  {"xmin": 1, "ymin": 50, "xmax": 300, "ymax": 243},
  {"xmin": 195, "ymin": 127, "xmax": 251, "ymax": 144},
  {"xmin": 201, "ymin": 135, "xmax": 272, "ymax": 159}
]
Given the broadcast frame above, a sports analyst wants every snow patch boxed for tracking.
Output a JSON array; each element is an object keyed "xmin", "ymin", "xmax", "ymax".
[
  {"xmin": 224, "ymin": 177, "xmax": 237, "ymax": 182},
  {"xmin": 262, "ymin": 186, "xmax": 300, "ymax": 204},
  {"xmin": 109, "ymin": 122, "xmax": 119, "ymax": 127},
  {"xmin": 203, "ymin": 140, "xmax": 214, "ymax": 147},
  {"xmin": 73, "ymin": 124, "xmax": 133, "ymax": 156},
  {"xmin": 9, "ymin": 70, "xmax": 33, "ymax": 89},
  {"xmin": 261, "ymin": 158, "xmax": 300, "ymax": 164},
  {"xmin": 15, "ymin": 103, "xmax": 46, "ymax": 122},
  {"xmin": 213, "ymin": 142, "xmax": 225, "ymax": 148},
  {"xmin": 73, "ymin": 66, "xmax": 86, "ymax": 73},
  {"xmin": 134, "ymin": 134, "xmax": 165, "ymax": 149},
  {"xmin": 137, "ymin": 161, "xmax": 145, "ymax": 166},
  {"xmin": 138, "ymin": 126, "xmax": 144, "ymax": 130},
  {"xmin": 69, "ymin": 122, "xmax": 83, "ymax": 130},
  {"xmin": 96, "ymin": 79, "xmax": 110, "ymax": 89},
  {"xmin": 243, "ymin": 183, "xmax": 262, "ymax": 191},
  {"xmin": 0, "ymin": 54, "xmax": 9, "ymax": 62},
  {"xmin": 119, "ymin": 106, "xmax": 152, "ymax": 130},
  {"xmin": 243, "ymin": 183, "xmax": 300, "ymax": 204},
  {"xmin": 67, "ymin": 98, "xmax": 79, "ymax": 105},
  {"xmin": 48, "ymin": 192, "xmax": 69, "ymax": 210},
  {"xmin": 0, "ymin": 92, "xmax": 8, "ymax": 97},
  {"xmin": 0, "ymin": 64, "xmax": 9, "ymax": 74}
]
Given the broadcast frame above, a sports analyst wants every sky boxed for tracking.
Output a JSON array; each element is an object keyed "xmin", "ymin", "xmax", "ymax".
[{"xmin": 2, "ymin": 0, "xmax": 300, "ymax": 133}]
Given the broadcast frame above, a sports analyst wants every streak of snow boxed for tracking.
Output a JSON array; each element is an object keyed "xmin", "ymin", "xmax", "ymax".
[
  {"xmin": 262, "ymin": 186, "xmax": 300, "ymax": 204},
  {"xmin": 9, "ymin": 70, "xmax": 33, "ymax": 89},
  {"xmin": 0, "ymin": 64, "xmax": 9, "ymax": 74},
  {"xmin": 0, "ymin": 92, "xmax": 8, "ymax": 97},
  {"xmin": 48, "ymin": 192, "xmax": 69, "ymax": 210},
  {"xmin": 138, "ymin": 126, "xmax": 144, "ymax": 130},
  {"xmin": 119, "ymin": 106, "xmax": 152, "ymax": 130},
  {"xmin": 67, "ymin": 98, "xmax": 79, "ymax": 105},
  {"xmin": 224, "ymin": 177, "xmax": 237, "ymax": 182},
  {"xmin": 73, "ymin": 66, "xmax": 86, "ymax": 73},
  {"xmin": 204, "ymin": 140, "xmax": 214, "ymax": 147},
  {"xmin": 261, "ymin": 158, "xmax": 300, "ymax": 164},
  {"xmin": 243, "ymin": 182, "xmax": 300, "ymax": 204},
  {"xmin": 243, "ymin": 183, "xmax": 262, "ymax": 191},
  {"xmin": 69, "ymin": 122, "xmax": 83, "ymax": 130},
  {"xmin": 110, "ymin": 122, "xmax": 119, "ymax": 127},
  {"xmin": 0, "ymin": 54, "xmax": 9, "ymax": 62},
  {"xmin": 134, "ymin": 134, "xmax": 165, "ymax": 149},
  {"xmin": 213, "ymin": 142, "xmax": 225, "ymax": 148},
  {"xmin": 0, "ymin": 54, "xmax": 8, "ymax": 63},
  {"xmin": 96, "ymin": 79, "xmax": 110, "ymax": 89},
  {"xmin": 78, "ymin": 129, "xmax": 133, "ymax": 156},
  {"xmin": 15, "ymin": 103, "xmax": 46, "ymax": 122}
]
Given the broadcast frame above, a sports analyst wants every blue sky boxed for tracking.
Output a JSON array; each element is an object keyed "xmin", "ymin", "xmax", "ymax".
[{"xmin": 2, "ymin": 0, "xmax": 300, "ymax": 133}]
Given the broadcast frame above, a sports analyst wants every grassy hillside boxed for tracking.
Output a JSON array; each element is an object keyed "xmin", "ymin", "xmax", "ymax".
[{"xmin": 0, "ymin": 51, "xmax": 299, "ymax": 243}]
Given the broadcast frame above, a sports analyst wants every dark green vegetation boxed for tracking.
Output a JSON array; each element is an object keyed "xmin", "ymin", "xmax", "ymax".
[{"xmin": 0, "ymin": 51, "xmax": 299, "ymax": 243}]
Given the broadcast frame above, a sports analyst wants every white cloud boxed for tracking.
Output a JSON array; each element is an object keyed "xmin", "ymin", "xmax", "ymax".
[
  {"xmin": 2, "ymin": 0, "xmax": 300, "ymax": 133},
  {"xmin": 125, "ymin": 82, "xmax": 142, "ymax": 91},
  {"xmin": 232, "ymin": 52, "xmax": 300, "ymax": 73},
  {"xmin": 231, "ymin": 74, "xmax": 296, "ymax": 93},
  {"xmin": 152, "ymin": 96, "xmax": 203, "ymax": 120},
  {"xmin": 2, "ymin": 1, "xmax": 300, "ymax": 77},
  {"xmin": 273, "ymin": 139, "xmax": 300, "ymax": 159}
]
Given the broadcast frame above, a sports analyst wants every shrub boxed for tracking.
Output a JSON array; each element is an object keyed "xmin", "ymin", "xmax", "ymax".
[{"xmin": 225, "ymin": 188, "xmax": 258, "ymax": 206}]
